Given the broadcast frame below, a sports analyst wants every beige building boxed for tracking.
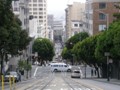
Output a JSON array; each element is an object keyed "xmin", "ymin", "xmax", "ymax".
[
  {"xmin": 65, "ymin": 2, "xmax": 85, "ymax": 40},
  {"xmin": 85, "ymin": 0, "xmax": 120, "ymax": 35},
  {"xmin": 29, "ymin": 0, "xmax": 47, "ymax": 38}
]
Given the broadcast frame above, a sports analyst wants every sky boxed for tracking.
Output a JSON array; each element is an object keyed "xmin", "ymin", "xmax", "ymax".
[{"xmin": 47, "ymin": 0, "xmax": 86, "ymax": 19}]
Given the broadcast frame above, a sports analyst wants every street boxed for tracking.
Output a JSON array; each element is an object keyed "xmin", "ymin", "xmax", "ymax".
[{"xmin": 1, "ymin": 65, "xmax": 120, "ymax": 90}]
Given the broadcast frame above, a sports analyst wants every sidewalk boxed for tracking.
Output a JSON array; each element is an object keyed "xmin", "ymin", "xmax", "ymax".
[{"xmin": 91, "ymin": 78, "xmax": 120, "ymax": 85}]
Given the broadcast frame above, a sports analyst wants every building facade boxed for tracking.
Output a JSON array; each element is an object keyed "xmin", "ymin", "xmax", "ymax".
[
  {"xmin": 53, "ymin": 20, "xmax": 64, "ymax": 42},
  {"xmin": 65, "ymin": 2, "xmax": 85, "ymax": 40},
  {"xmin": 85, "ymin": 0, "xmax": 120, "ymax": 35},
  {"xmin": 12, "ymin": 0, "xmax": 29, "ymax": 31},
  {"xmin": 29, "ymin": 0, "xmax": 47, "ymax": 38}
]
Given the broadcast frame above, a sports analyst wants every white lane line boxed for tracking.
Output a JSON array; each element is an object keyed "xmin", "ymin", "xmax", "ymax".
[{"xmin": 34, "ymin": 67, "xmax": 38, "ymax": 77}]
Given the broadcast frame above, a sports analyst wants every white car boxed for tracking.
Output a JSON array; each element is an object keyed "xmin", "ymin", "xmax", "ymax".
[
  {"xmin": 50, "ymin": 63, "xmax": 72, "ymax": 72},
  {"xmin": 71, "ymin": 69, "xmax": 83, "ymax": 78},
  {"xmin": 4, "ymin": 71, "xmax": 20, "ymax": 82}
]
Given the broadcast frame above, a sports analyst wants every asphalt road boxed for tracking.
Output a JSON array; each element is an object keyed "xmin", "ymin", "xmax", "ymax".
[{"xmin": 1, "ymin": 66, "xmax": 120, "ymax": 90}]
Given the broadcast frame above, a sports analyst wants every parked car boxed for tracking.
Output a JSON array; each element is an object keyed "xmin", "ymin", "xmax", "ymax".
[
  {"xmin": 4, "ymin": 71, "xmax": 20, "ymax": 82},
  {"xmin": 50, "ymin": 63, "xmax": 72, "ymax": 72},
  {"xmin": 71, "ymin": 69, "xmax": 82, "ymax": 78}
]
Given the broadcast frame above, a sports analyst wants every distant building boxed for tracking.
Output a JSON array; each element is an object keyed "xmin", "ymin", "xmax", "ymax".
[
  {"xmin": 12, "ymin": 0, "xmax": 29, "ymax": 31},
  {"xmin": 48, "ymin": 15, "xmax": 54, "ymax": 29},
  {"xmin": 53, "ymin": 20, "xmax": 64, "ymax": 42},
  {"xmin": 65, "ymin": 2, "xmax": 85, "ymax": 40},
  {"xmin": 29, "ymin": 0, "xmax": 47, "ymax": 38},
  {"xmin": 85, "ymin": 0, "xmax": 120, "ymax": 35}
]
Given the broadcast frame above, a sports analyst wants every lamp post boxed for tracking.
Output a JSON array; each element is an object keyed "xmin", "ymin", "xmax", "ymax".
[{"xmin": 105, "ymin": 52, "xmax": 110, "ymax": 81}]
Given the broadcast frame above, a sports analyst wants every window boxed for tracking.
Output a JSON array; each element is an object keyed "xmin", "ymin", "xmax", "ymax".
[
  {"xmin": 33, "ymin": 0, "xmax": 37, "ymax": 2},
  {"xmin": 39, "ymin": 12, "xmax": 43, "ymax": 14},
  {"xmin": 33, "ymin": 8, "xmax": 37, "ymax": 10},
  {"xmin": 64, "ymin": 65, "xmax": 67, "ymax": 67},
  {"xmin": 39, "ymin": 4, "xmax": 43, "ymax": 6},
  {"xmin": 33, "ymin": 12, "xmax": 37, "ymax": 14},
  {"xmin": 99, "ymin": 3, "xmax": 106, "ymax": 9},
  {"xmin": 99, "ymin": 13, "xmax": 106, "ymax": 20},
  {"xmin": 99, "ymin": 24, "xmax": 106, "ymax": 31},
  {"xmin": 33, "ymin": 4, "xmax": 37, "ymax": 6},
  {"xmin": 74, "ymin": 24, "xmax": 78, "ymax": 27},
  {"xmin": 34, "ymin": 16, "xmax": 37, "ymax": 18},
  {"xmin": 79, "ymin": 24, "xmax": 83, "ymax": 27},
  {"xmin": 39, "ymin": 8, "xmax": 43, "ymax": 10},
  {"xmin": 39, "ymin": 0, "xmax": 42, "ymax": 2},
  {"xmin": 39, "ymin": 16, "xmax": 43, "ymax": 18}
]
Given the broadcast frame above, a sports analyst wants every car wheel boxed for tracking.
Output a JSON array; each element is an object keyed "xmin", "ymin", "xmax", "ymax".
[
  {"xmin": 67, "ymin": 69, "xmax": 71, "ymax": 72},
  {"xmin": 54, "ymin": 69, "xmax": 57, "ymax": 72}
]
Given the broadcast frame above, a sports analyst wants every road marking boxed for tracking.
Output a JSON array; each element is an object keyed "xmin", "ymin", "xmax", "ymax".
[{"xmin": 34, "ymin": 67, "xmax": 38, "ymax": 77}]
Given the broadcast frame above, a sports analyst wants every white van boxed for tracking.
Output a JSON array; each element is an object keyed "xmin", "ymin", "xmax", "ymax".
[{"xmin": 50, "ymin": 63, "xmax": 72, "ymax": 72}]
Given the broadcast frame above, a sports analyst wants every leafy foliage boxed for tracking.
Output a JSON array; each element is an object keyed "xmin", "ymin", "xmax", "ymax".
[
  {"xmin": 65, "ymin": 32, "xmax": 89, "ymax": 49},
  {"xmin": 0, "ymin": 0, "xmax": 31, "ymax": 74},
  {"xmin": 33, "ymin": 38, "xmax": 55, "ymax": 61},
  {"xmin": 18, "ymin": 60, "xmax": 32, "ymax": 71}
]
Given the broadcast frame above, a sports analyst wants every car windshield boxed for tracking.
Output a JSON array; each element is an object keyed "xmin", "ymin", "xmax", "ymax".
[
  {"xmin": 73, "ymin": 71, "xmax": 80, "ymax": 73},
  {"xmin": 10, "ymin": 72, "xmax": 17, "ymax": 75}
]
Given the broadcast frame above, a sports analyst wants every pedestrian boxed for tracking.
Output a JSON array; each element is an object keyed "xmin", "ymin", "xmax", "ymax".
[
  {"xmin": 91, "ymin": 69, "xmax": 93, "ymax": 77},
  {"xmin": 17, "ymin": 72, "xmax": 21, "ymax": 82}
]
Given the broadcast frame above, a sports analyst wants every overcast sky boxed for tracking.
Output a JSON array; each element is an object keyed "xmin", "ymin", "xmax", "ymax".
[{"xmin": 47, "ymin": 0, "xmax": 86, "ymax": 19}]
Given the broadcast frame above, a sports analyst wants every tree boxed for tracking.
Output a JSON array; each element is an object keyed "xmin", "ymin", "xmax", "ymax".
[
  {"xmin": 19, "ymin": 30, "xmax": 31, "ymax": 51},
  {"xmin": 32, "ymin": 38, "xmax": 55, "ymax": 65},
  {"xmin": 63, "ymin": 32, "xmax": 89, "ymax": 64},
  {"xmin": 61, "ymin": 47, "xmax": 73, "ymax": 63},
  {"xmin": 0, "ymin": 0, "xmax": 31, "ymax": 74},
  {"xmin": 65, "ymin": 32, "xmax": 89, "ymax": 49}
]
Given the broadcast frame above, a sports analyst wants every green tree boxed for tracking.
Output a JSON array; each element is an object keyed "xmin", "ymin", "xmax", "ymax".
[
  {"xmin": 19, "ymin": 30, "xmax": 31, "ymax": 51},
  {"xmin": 0, "ymin": 0, "xmax": 31, "ymax": 74},
  {"xmin": 65, "ymin": 32, "xmax": 89, "ymax": 49},
  {"xmin": 61, "ymin": 47, "xmax": 73, "ymax": 63},
  {"xmin": 63, "ymin": 32, "xmax": 89, "ymax": 64},
  {"xmin": 32, "ymin": 38, "xmax": 55, "ymax": 65}
]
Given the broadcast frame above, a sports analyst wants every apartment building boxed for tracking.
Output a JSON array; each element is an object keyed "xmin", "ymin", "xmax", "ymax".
[
  {"xmin": 85, "ymin": 0, "xmax": 120, "ymax": 35},
  {"xmin": 29, "ymin": 0, "xmax": 47, "ymax": 38},
  {"xmin": 12, "ymin": 0, "xmax": 29, "ymax": 31},
  {"xmin": 65, "ymin": 2, "xmax": 85, "ymax": 39}
]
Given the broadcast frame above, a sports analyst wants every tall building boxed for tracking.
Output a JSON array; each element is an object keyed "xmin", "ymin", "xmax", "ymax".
[
  {"xmin": 29, "ymin": 0, "xmax": 47, "ymax": 38},
  {"xmin": 12, "ymin": 0, "xmax": 29, "ymax": 31},
  {"xmin": 65, "ymin": 2, "xmax": 85, "ymax": 39},
  {"xmin": 47, "ymin": 14, "xmax": 54, "ymax": 29},
  {"xmin": 85, "ymin": 0, "xmax": 120, "ymax": 35}
]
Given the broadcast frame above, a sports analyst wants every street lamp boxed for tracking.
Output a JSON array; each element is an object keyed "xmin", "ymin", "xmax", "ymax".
[{"xmin": 105, "ymin": 52, "xmax": 110, "ymax": 81}]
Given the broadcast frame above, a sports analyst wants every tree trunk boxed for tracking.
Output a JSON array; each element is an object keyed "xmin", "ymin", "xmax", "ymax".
[
  {"xmin": 101, "ymin": 63, "xmax": 107, "ymax": 78},
  {"xmin": 0, "ymin": 52, "xmax": 4, "ymax": 75},
  {"xmin": 96, "ymin": 67, "xmax": 100, "ymax": 78}
]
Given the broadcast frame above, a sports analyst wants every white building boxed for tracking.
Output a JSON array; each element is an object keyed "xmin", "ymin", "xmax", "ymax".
[
  {"xmin": 29, "ymin": 0, "xmax": 47, "ymax": 38},
  {"xmin": 12, "ymin": 0, "xmax": 29, "ymax": 31}
]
